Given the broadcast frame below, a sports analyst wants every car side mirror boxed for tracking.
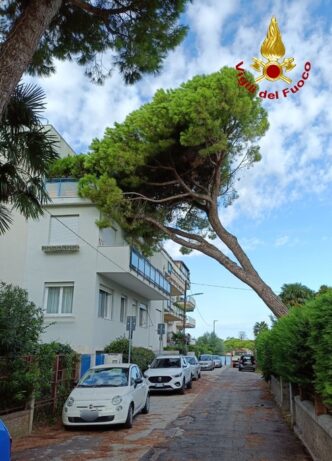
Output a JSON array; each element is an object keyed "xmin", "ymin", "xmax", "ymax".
[
  {"xmin": 135, "ymin": 377, "xmax": 143, "ymax": 386},
  {"xmin": 148, "ymin": 364, "xmax": 151, "ymax": 368}
]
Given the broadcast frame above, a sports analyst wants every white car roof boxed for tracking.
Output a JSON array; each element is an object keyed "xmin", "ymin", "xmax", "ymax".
[
  {"xmin": 90, "ymin": 363, "xmax": 134, "ymax": 370},
  {"xmin": 155, "ymin": 355, "xmax": 183, "ymax": 359}
]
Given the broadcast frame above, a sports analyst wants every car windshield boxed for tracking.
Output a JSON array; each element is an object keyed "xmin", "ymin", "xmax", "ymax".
[
  {"xmin": 185, "ymin": 357, "xmax": 196, "ymax": 364},
  {"xmin": 150, "ymin": 358, "xmax": 181, "ymax": 368},
  {"xmin": 199, "ymin": 355, "xmax": 212, "ymax": 361},
  {"xmin": 212, "ymin": 356, "xmax": 221, "ymax": 360},
  {"xmin": 78, "ymin": 367, "xmax": 129, "ymax": 387}
]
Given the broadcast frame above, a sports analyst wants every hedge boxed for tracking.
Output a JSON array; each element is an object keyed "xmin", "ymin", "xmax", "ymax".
[
  {"xmin": 256, "ymin": 289, "xmax": 332, "ymax": 405},
  {"xmin": 104, "ymin": 337, "xmax": 155, "ymax": 372}
]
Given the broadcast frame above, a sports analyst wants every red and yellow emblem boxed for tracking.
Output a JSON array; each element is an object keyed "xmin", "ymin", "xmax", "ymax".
[{"xmin": 251, "ymin": 17, "xmax": 296, "ymax": 84}]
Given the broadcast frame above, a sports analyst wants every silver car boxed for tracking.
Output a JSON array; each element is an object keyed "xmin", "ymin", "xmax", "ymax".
[
  {"xmin": 184, "ymin": 356, "xmax": 201, "ymax": 380},
  {"xmin": 211, "ymin": 355, "xmax": 223, "ymax": 368},
  {"xmin": 198, "ymin": 354, "xmax": 215, "ymax": 371}
]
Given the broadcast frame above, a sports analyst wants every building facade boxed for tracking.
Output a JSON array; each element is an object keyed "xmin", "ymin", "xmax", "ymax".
[{"xmin": 0, "ymin": 127, "xmax": 197, "ymax": 354}]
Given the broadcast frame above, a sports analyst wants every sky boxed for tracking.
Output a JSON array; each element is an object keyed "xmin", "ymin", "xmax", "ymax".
[{"xmin": 27, "ymin": 0, "xmax": 332, "ymax": 340}]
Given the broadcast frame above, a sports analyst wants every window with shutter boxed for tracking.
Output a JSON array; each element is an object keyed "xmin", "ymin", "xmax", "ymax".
[{"xmin": 49, "ymin": 215, "xmax": 79, "ymax": 245}]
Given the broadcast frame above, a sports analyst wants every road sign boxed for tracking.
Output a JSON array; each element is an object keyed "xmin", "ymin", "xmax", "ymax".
[
  {"xmin": 126, "ymin": 316, "xmax": 136, "ymax": 332},
  {"xmin": 157, "ymin": 323, "xmax": 165, "ymax": 335}
]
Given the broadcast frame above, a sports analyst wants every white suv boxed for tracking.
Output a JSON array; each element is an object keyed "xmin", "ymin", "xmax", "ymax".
[{"xmin": 144, "ymin": 355, "xmax": 192, "ymax": 393}]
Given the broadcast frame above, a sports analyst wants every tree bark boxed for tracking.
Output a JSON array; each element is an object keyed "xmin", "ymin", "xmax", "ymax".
[
  {"xmin": 144, "ymin": 215, "xmax": 288, "ymax": 318},
  {"xmin": 0, "ymin": 0, "xmax": 63, "ymax": 119}
]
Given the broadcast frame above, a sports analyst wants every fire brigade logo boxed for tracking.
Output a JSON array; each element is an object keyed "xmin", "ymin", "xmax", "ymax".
[{"xmin": 251, "ymin": 16, "xmax": 296, "ymax": 84}]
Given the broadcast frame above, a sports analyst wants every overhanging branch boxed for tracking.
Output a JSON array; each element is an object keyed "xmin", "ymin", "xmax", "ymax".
[{"xmin": 69, "ymin": 0, "xmax": 135, "ymax": 19}]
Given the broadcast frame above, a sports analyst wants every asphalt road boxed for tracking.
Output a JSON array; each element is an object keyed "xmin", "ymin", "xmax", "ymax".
[
  {"xmin": 12, "ymin": 367, "xmax": 311, "ymax": 461},
  {"xmin": 141, "ymin": 367, "xmax": 312, "ymax": 461}
]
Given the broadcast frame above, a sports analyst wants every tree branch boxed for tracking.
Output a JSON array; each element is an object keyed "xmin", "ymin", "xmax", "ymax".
[
  {"xmin": 68, "ymin": 0, "xmax": 135, "ymax": 19},
  {"xmin": 123, "ymin": 191, "xmax": 191, "ymax": 203}
]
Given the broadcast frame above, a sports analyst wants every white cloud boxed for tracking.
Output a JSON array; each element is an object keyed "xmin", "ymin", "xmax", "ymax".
[{"xmin": 25, "ymin": 0, "xmax": 332, "ymax": 235}]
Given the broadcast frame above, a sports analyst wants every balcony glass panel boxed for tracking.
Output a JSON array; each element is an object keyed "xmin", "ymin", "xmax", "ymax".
[{"xmin": 130, "ymin": 248, "xmax": 170, "ymax": 295}]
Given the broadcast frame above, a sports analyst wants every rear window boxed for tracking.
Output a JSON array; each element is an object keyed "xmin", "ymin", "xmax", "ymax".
[
  {"xmin": 151, "ymin": 358, "xmax": 181, "ymax": 368},
  {"xmin": 199, "ymin": 355, "xmax": 212, "ymax": 360}
]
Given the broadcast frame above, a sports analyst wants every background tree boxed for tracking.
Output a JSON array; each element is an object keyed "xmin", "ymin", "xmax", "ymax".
[
  {"xmin": 0, "ymin": 0, "xmax": 188, "ymax": 118},
  {"xmin": 279, "ymin": 283, "xmax": 315, "ymax": 309},
  {"xmin": 223, "ymin": 337, "xmax": 255, "ymax": 353},
  {"xmin": 253, "ymin": 321, "xmax": 269, "ymax": 337},
  {"xmin": 195, "ymin": 332, "xmax": 224, "ymax": 355},
  {"xmin": 0, "ymin": 83, "xmax": 58, "ymax": 233},
  {"xmin": 52, "ymin": 67, "xmax": 288, "ymax": 317}
]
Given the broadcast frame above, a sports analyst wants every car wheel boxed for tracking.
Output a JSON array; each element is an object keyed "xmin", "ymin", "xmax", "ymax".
[
  {"xmin": 142, "ymin": 394, "xmax": 150, "ymax": 414},
  {"xmin": 198, "ymin": 372, "xmax": 201, "ymax": 379},
  {"xmin": 124, "ymin": 404, "xmax": 134, "ymax": 428},
  {"xmin": 179, "ymin": 379, "xmax": 186, "ymax": 394},
  {"xmin": 187, "ymin": 378, "xmax": 192, "ymax": 389}
]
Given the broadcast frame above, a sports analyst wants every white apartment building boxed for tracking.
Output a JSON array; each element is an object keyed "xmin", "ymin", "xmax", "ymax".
[{"xmin": 0, "ymin": 126, "xmax": 196, "ymax": 354}]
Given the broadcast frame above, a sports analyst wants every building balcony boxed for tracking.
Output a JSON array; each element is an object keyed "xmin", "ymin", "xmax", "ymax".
[
  {"xmin": 164, "ymin": 300, "xmax": 183, "ymax": 322},
  {"xmin": 45, "ymin": 179, "xmax": 90, "ymax": 206},
  {"xmin": 185, "ymin": 316, "xmax": 196, "ymax": 328},
  {"xmin": 174, "ymin": 295, "xmax": 196, "ymax": 312},
  {"xmin": 97, "ymin": 247, "xmax": 170, "ymax": 300},
  {"xmin": 175, "ymin": 315, "xmax": 196, "ymax": 329},
  {"xmin": 165, "ymin": 271, "xmax": 186, "ymax": 296}
]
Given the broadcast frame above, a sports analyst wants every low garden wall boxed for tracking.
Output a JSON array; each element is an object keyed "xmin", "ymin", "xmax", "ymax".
[
  {"xmin": 2, "ymin": 409, "xmax": 31, "ymax": 438},
  {"xmin": 270, "ymin": 376, "xmax": 332, "ymax": 461}
]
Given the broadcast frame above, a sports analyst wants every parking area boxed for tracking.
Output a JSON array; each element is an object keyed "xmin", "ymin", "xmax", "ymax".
[{"xmin": 12, "ymin": 367, "xmax": 222, "ymax": 461}]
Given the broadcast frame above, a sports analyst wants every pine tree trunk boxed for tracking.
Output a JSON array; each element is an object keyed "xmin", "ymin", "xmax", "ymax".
[
  {"xmin": 203, "ymin": 242, "xmax": 288, "ymax": 317},
  {"xmin": 0, "ymin": 0, "xmax": 63, "ymax": 118}
]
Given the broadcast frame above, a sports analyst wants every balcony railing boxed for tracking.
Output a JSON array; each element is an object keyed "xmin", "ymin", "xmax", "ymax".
[
  {"xmin": 174, "ymin": 295, "xmax": 196, "ymax": 312},
  {"xmin": 46, "ymin": 178, "xmax": 79, "ymax": 198},
  {"xmin": 130, "ymin": 248, "xmax": 170, "ymax": 296}
]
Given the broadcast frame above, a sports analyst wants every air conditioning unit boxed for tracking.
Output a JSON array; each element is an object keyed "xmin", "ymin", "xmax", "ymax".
[{"xmin": 104, "ymin": 353, "xmax": 123, "ymax": 364}]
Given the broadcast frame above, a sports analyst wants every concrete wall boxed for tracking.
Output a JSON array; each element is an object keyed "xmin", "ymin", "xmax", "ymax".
[
  {"xmin": 294, "ymin": 397, "xmax": 332, "ymax": 461},
  {"xmin": 270, "ymin": 376, "xmax": 332, "ymax": 461},
  {"xmin": 2, "ymin": 410, "xmax": 31, "ymax": 438}
]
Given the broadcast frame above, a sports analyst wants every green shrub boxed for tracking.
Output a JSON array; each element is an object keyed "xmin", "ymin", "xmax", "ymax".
[
  {"xmin": 307, "ymin": 289, "xmax": 332, "ymax": 406},
  {"xmin": 270, "ymin": 306, "xmax": 314, "ymax": 387},
  {"xmin": 0, "ymin": 282, "xmax": 44, "ymax": 410},
  {"xmin": 104, "ymin": 337, "xmax": 155, "ymax": 372},
  {"xmin": 47, "ymin": 154, "xmax": 87, "ymax": 178},
  {"xmin": 131, "ymin": 347, "xmax": 155, "ymax": 372},
  {"xmin": 255, "ymin": 329, "xmax": 274, "ymax": 381}
]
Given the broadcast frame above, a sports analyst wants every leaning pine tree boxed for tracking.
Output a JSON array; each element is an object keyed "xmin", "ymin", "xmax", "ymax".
[{"xmin": 52, "ymin": 67, "xmax": 288, "ymax": 318}]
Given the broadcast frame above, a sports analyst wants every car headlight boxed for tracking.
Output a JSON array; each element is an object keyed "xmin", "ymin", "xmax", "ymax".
[
  {"xmin": 66, "ymin": 396, "xmax": 75, "ymax": 407},
  {"xmin": 173, "ymin": 373, "xmax": 183, "ymax": 378},
  {"xmin": 112, "ymin": 395, "xmax": 123, "ymax": 405}
]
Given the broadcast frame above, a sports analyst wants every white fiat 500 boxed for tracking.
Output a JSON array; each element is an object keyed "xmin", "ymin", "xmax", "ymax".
[{"xmin": 62, "ymin": 363, "xmax": 149, "ymax": 428}]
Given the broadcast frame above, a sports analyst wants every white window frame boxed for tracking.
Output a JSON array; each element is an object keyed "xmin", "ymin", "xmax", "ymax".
[
  {"xmin": 120, "ymin": 296, "xmax": 127, "ymax": 323},
  {"xmin": 98, "ymin": 287, "xmax": 113, "ymax": 320},
  {"xmin": 44, "ymin": 283, "xmax": 74, "ymax": 316},
  {"xmin": 139, "ymin": 303, "xmax": 148, "ymax": 328}
]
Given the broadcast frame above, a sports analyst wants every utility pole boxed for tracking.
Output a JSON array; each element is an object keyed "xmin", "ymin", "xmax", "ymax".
[{"xmin": 213, "ymin": 319, "xmax": 218, "ymax": 335}]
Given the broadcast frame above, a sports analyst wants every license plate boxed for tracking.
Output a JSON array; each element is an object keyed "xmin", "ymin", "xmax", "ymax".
[
  {"xmin": 80, "ymin": 410, "xmax": 99, "ymax": 421},
  {"xmin": 155, "ymin": 383, "xmax": 164, "ymax": 388}
]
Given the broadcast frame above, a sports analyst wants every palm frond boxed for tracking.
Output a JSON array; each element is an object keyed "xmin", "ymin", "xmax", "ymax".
[
  {"xmin": 0, "ymin": 205, "xmax": 13, "ymax": 235},
  {"xmin": 0, "ymin": 81, "xmax": 59, "ymax": 233}
]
